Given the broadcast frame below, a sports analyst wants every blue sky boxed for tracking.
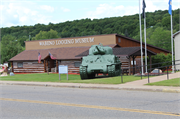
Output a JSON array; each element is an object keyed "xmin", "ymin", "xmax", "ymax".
[{"xmin": 0, "ymin": 0, "xmax": 179, "ymax": 28}]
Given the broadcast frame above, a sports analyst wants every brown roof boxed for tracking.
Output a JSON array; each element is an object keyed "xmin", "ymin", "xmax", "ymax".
[
  {"xmin": 24, "ymin": 33, "xmax": 170, "ymax": 53},
  {"xmin": 113, "ymin": 47, "xmax": 156, "ymax": 56},
  {"xmin": 9, "ymin": 44, "xmax": 118, "ymax": 61},
  {"xmin": 115, "ymin": 34, "xmax": 171, "ymax": 53},
  {"xmin": 9, "ymin": 46, "xmax": 90, "ymax": 61},
  {"xmin": 76, "ymin": 47, "xmax": 156, "ymax": 57},
  {"xmin": 107, "ymin": 44, "xmax": 121, "ymax": 48}
]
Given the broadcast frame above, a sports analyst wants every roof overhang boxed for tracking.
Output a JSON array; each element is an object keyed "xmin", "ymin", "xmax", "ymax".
[
  {"xmin": 115, "ymin": 34, "xmax": 171, "ymax": 53},
  {"xmin": 76, "ymin": 47, "xmax": 157, "ymax": 58},
  {"xmin": 173, "ymin": 31, "xmax": 180, "ymax": 38}
]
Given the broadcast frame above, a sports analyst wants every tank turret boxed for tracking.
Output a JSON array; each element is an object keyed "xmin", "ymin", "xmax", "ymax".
[{"xmin": 79, "ymin": 43, "xmax": 121, "ymax": 79}]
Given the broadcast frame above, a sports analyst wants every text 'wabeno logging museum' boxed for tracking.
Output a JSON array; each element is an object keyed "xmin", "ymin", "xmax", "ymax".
[{"xmin": 9, "ymin": 34, "xmax": 170, "ymax": 75}]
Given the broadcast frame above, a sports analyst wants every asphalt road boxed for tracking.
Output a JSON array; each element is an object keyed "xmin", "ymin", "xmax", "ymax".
[{"xmin": 0, "ymin": 84, "xmax": 180, "ymax": 119}]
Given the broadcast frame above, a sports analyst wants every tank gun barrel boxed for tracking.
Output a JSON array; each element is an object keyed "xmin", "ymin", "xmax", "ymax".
[{"xmin": 95, "ymin": 46, "xmax": 105, "ymax": 55}]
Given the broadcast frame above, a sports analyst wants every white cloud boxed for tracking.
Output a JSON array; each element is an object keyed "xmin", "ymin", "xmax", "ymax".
[
  {"xmin": 13, "ymin": 15, "xmax": 18, "ymax": 18},
  {"xmin": 87, "ymin": 3, "xmax": 138, "ymax": 19},
  {"xmin": 40, "ymin": 5, "xmax": 54, "ymax": 12},
  {"xmin": 145, "ymin": 0, "xmax": 179, "ymax": 12},
  {"xmin": 0, "ymin": 1, "xmax": 55, "ymax": 27},
  {"xmin": 20, "ymin": 16, "xmax": 28, "ymax": 22},
  {"xmin": 0, "ymin": 0, "xmax": 179, "ymax": 28},
  {"xmin": 86, "ymin": 1, "xmax": 179, "ymax": 20},
  {"xmin": 61, "ymin": 7, "xmax": 70, "ymax": 12}
]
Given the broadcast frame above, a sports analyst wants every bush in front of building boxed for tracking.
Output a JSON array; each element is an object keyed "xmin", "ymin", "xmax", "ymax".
[{"xmin": 147, "ymin": 53, "xmax": 174, "ymax": 71}]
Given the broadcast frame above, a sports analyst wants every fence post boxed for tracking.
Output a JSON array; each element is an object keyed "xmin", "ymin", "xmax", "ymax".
[
  {"xmin": 148, "ymin": 71, "xmax": 150, "ymax": 83},
  {"xmin": 158, "ymin": 64, "xmax": 160, "ymax": 75},
  {"xmin": 167, "ymin": 67, "xmax": 169, "ymax": 80},
  {"xmin": 121, "ymin": 69, "xmax": 123, "ymax": 83}
]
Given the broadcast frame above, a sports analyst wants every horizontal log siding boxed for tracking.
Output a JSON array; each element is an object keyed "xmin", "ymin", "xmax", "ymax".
[
  {"xmin": 60, "ymin": 60, "xmax": 81, "ymax": 74},
  {"xmin": 13, "ymin": 61, "xmax": 44, "ymax": 73},
  {"xmin": 119, "ymin": 57, "xmax": 130, "ymax": 69},
  {"xmin": 119, "ymin": 57, "xmax": 142, "ymax": 75}
]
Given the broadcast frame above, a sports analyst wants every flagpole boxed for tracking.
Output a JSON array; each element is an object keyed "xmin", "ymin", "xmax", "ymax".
[
  {"xmin": 169, "ymin": 0, "xmax": 174, "ymax": 73},
  {"xmin": 139, "ymin": 0, "xmax": 144, "ymax": 75},
  {"xmin": 171, "ymin": 13, "xmax": 174, "ymax": 73},
  {"xmin": 144, "ymin": 13, "xmax": 147, "ymax": 73}
]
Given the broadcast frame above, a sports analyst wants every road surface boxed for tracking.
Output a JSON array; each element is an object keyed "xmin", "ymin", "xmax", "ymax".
[{"xmin": 0, "ymin": 84, "xmax": 180, "ymax": 119}]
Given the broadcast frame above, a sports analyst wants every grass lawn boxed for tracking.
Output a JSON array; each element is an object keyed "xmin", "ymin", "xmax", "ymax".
[
  {"xmin": 146, "ymin": 78, "xmax": 180, "ymax": 87},
  {"xmin": 0, "ymin": 73, "xmax": 147, "ymax": 84}
]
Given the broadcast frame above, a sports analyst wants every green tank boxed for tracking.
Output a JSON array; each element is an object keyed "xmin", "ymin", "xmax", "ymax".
[{"xmin": 79, "ymin": 43, "xmax": 121, "ymax": 79}]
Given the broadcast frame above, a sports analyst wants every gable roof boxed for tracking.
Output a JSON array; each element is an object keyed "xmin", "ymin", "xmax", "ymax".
[
  {"xmin": 25, "ymin": 33, "xmax": 170, "ymax": 53},
  {"xmin": 76, "ymin": 47, "xmax": 156, "ymax": 57},
  {"xmin": 113, "ymin": 47, "xmax": 156, "ymax": 57},
  {"xmin": 115, "ymin": 34, "xmax": 171, "ymax": 53},
  {"xmin": 173, "ymin": 31, "xmax": 180, "ymax": 38},
  {"xmin": 9, "ymin": 47, "xmax": 90, "ymax": 61},
  {"xmin": 9, "ymin": 44, "xmax": 118, "ymax": 61}
]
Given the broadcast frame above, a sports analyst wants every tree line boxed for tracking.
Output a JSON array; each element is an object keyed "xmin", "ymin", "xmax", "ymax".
[{"xmin": 0, "ymin": 9, "xmax": 179, "ymax": 64}]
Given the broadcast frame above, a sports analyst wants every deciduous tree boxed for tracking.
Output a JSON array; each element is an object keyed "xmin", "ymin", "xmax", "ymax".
[
  {"xmin": 33, "ymin": 29, "xmax": 59, "ymax": 40},
  {"xmin": 1, "ymin": 35, "xmax": 24, "ymax": 64}
]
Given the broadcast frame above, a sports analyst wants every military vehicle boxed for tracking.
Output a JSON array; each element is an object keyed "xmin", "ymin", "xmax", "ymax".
[{"xmin": 79, "ymin": 43, "xmax": 121, "ymax": 79}]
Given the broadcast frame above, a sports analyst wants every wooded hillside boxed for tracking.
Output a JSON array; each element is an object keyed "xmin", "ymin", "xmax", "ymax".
[{"xmin": 0, "ymin": 9, "xmax": 179, "ymax": 64}]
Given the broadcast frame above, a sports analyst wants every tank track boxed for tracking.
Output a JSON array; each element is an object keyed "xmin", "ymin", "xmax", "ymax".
[
  {"xmin": 108, "ymin": 65, "xmax": 121, "ymax": 77},
  {"xmin": 108, "ymin": 65, "xmax": 115, "ymax": 77},
  {"xmin": 115, "ymin": 69, "xmax": 120, "ymax": 76},
  {"xmin": 115, "ymin": 64, "xmax": 121, "ymax": 76},
  {"xmin": 80, "ymin": 66, "xmax": 88, "ymax": 79}
]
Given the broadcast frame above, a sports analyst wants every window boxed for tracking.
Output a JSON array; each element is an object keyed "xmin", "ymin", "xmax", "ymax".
[
  {"xmin": 74, "ymin": 61, "xmax": 81, "ymax": 68},
  {"xmin": 17, "ymin": 62, "xmax": 23, "ymax": 68},
  {"xmin": 118, "ymin": 38, "xmax": 121, "ymax": 43}
]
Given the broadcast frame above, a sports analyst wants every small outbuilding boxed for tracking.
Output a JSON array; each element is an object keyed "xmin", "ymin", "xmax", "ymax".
[{"xmin": 173, "ymin": 31, "xmax": 180, "ymax": 70}]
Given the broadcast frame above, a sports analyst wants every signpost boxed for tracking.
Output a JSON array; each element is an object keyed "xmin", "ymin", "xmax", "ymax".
[{"xmin": 58, "ymin": 65, "xmax": 68, "ymax": 80}]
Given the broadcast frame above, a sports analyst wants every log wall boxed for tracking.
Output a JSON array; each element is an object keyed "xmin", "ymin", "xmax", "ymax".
[
  {"xmin": 13, "ymin": 61, "xmax": 44, "ymax": 73},
  {"xmin": 60, "ymin": 60, "xmax": 81, "ymax": 74},
  {"xmin": 119, "ymin": 56, "xmax": 130, "ymax": 69},
  {"xmin": 13, "ymin": 60, "xmax": 81, "ymax": 73},
  {"xmin": 119, "ymin": 57, "xmax": 142, "ymax": 75},
  {"xmin": 12, "ymin": 58, "xmax": 141, "ymax": 74}
]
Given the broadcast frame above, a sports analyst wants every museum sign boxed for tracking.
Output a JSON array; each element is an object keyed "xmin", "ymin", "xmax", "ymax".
[
  {"xmin": 39, "ymin": 37, "xmax": 95, "ymax": 46},
  {"xmin": 25, "ymin": 34, "xmax": 116, "ymax": 50}
]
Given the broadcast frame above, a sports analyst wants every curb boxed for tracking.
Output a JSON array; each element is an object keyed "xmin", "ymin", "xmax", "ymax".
[
  {"xmin": 0, "ymin": 82, "xmax": 180, "ymax": 93},
  {"xmin": 162, "ymin": 89, "xmax": 180, "ymax": 93}
]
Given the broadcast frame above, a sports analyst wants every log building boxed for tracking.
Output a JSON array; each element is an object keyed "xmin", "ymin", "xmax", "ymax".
[{"xmin": 9, "ymin": 34, "xmax": 170, "ymax": 74}]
